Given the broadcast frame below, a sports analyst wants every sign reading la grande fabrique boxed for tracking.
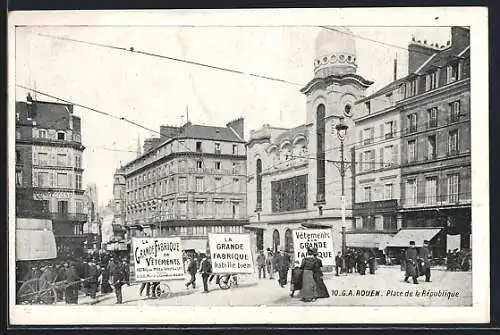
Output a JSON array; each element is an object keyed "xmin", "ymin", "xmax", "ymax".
[
  {"xmin": 208, "ymin": 233, "xmax": 255, "ymax": 274},
  {"xmin": 132, "ymin": 237, "xmax": 184, "ymax": 282},
  {"xmin": 292, "ymin": 229, "xmax": 335, "ymax": 266}
]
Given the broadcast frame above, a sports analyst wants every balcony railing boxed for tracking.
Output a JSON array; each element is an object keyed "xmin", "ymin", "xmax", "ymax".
[
  {"xmin": 400, "ymin": 192, "xmax": 471, "ymax": 208},
  {"xmin": 50, "ymin": 212, "xmax": 88, "ymax": 222}
]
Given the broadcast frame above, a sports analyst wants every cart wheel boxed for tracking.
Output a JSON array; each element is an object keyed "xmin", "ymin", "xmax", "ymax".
[
  {"xmin": 218, "ymin": 275, "xmax": 231, "ymax": 290},
  {"xmin": 153, "ymin": 283, "xmax": 171, "ymax": 298},
  {"xmin": 39, "ymin": 287, "xmax": 57, "ymax": 304},
  {"xmin": 17, "ymin": 279, "xmax": 40, "ymax": 304}
]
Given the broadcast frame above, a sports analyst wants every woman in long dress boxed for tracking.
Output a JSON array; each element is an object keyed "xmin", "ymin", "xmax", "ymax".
[
  {"xmin": 312, "ymin": 249, "xmax": 330, "ymax": 298},
  {"xmin": 299, "ymin": 248, "xmax": 318, "ymax": 302}
]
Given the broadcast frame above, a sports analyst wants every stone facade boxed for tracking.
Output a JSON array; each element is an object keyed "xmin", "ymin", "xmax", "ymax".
[
  {"xmin": 121, "ymin": 119, "xmax": 248, "ymax": 252},
  {"xmin": 15, "ymin": 97, "xmax": 87, "ymax": 259}
]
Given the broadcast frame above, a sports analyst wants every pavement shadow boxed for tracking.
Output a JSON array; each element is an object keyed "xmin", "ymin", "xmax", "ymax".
[{"xmin": 123, "ymin": 290, "xmax": 196, "ymax": 304}]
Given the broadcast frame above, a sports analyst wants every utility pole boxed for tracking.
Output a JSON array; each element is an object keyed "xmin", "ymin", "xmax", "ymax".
[{"xmin": 335, "ymin": 117, "xmax": 349, "ymax": 257}]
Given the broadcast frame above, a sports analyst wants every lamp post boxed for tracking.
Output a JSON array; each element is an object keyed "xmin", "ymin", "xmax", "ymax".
[{"xmin": 335, "ymin": 117, "xmax": 349, "ymax": 257}]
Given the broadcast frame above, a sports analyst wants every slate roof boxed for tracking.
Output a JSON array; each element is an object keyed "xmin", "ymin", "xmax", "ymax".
[
  {"xmin": 177, "ymin": 122, "xmax": 245, "ymax": 143},
  {"xmin": 357, "ymin": 38, "xmax": 469, "ymax": 104}
]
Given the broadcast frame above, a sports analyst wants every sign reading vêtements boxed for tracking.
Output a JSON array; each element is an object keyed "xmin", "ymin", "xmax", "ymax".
[
  {"xmin": 293, "ymin": 229, "xmax": 334, "ymax": 266},
  {"xmin": 132, "ymin": 237, "xmax": 184, "ymax": 282},
  {"xmin": 208, "ymin": 233, "xmax": 254, "ymax": 274}
]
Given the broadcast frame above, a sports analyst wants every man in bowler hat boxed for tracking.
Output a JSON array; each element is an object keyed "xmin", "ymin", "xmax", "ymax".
[
  {"xmin": 404, "ymin": 241, "xmax": 419, "ymax": 284},
  {"xmin": 419, "ymin": 240, "xmax": 432, "ymax": 282}
]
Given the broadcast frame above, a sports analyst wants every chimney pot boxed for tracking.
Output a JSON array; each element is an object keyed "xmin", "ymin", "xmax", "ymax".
[
  {"xmin": 447, "ymin": 40, "xmax": 451, "ymax": 45},
  {"xmin": 418, "ymin": 40, "xmax": 421, "ymax": 43},
  {"xmin": 424, "ymin": 40, "xmax": 427, "ymax": 44}
]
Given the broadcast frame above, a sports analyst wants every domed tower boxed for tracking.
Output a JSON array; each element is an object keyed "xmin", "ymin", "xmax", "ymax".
[
  {"xmin": 314, "ymin": 27, "xmax": 358, "ymax": 78},
  {"xmin": 300, "ymin": 26, "xmax": 373, "ymax": 253}
]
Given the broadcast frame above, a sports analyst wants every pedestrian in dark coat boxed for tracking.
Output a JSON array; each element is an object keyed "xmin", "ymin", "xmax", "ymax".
[
  {"xmin": 358, "ymin": 252, "xmax": 368, "ymax": 275},
  {"xmin": 335, "ymin": 252, "xmax": 343, "ymax": 276},
  {"xmin": 299, "ymin": 249, "xmax": 318, "ymax": 302},
  {"xmin": 265, "ymin": 249, "xmax": 275, "ymax": 279},
  {"xmin": 404, "ymin": 241, "xmax": 419, "ymax": 284},
  {"xmin": 87, "ymin": 260, "xmax": 99, "ymax": 299},
  {"xmin": 368, "ymin": 254, "xmax": 376, "ymax": 275},
  {"xmin": 289, "ymin": 261, "xmax": 302, "ymax": 297},
  {"xmin": 100, "ymin": 262, "xmax": 113, "ymax": 294},
  {"xmin": 110, "ymin": 259, "xmax": 127, "ymax": 304},
  {"xmin": 256, "ymin": 250, "xmax": 267, "ymax": 279},
  {"xmin": 419, "ymin": 240, "xmax": 432, "ymax": 282},
  {"xmin": 185, "ymin": 256, "xmax": 198, "ymax": 289},
  {"xmin": 199, "ymin": 255, "xmax": 212, "ymax": 293},
  {"xmin": 54, "ymin": 263, "xmax": 65, "ymax": 301},
  {"xmin": 275, "ymin": 249, "xmax": 291, "ymax": 287},
  {"xmin": 64, "ymin": 262, "xmax": 81, "ymax": 304},
  {"xmin": 312, "ymin": 248, "xmax": 329, "ymax": 298}
]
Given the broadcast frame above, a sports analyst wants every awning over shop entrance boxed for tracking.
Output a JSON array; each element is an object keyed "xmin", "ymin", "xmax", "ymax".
[
  {"xmin": 244, "ymin": 223, "xmax": 268, "ymax": 230},
  {"xmin": 182, "ymin": 239, "xmax": 207, "ymax": 252},
  {"xmin": 346, "ymin": 233, "xmax": 394, "ymax": 250},
  {"xmin": 386, "ymin": 228, "xmax": 442, "ymax": 248}
]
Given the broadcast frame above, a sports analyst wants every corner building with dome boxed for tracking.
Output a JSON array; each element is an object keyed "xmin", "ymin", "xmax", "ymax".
[{"xmin": 246, "ymin": 27, "xmax": 373, "ymax": 256}]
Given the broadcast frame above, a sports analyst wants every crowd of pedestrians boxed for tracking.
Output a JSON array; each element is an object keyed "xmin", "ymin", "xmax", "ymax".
[{"xmin": 31, "ymin": 254, "xmax": 130, "ymax": 305}]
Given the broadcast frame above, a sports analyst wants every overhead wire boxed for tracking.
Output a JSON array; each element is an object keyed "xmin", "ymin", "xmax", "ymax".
[{"xmin": 16, "ymin": 85, "xmax": 469, "ymax": 199}]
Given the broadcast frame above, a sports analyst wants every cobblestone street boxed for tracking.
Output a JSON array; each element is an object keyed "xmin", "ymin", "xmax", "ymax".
[{"xmin": 91, "ymin": 266, "xmax": 471, "ymax": 307}]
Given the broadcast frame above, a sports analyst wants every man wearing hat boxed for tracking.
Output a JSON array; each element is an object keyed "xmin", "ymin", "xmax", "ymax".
[
  {"xmin": 275, "ymin": 248, "xmax": 291, "ymax": 287},
  {"xmin": 419, "ymin": 240, "xmax": 432, "ymax": 282},
  {"xmin": 404, "ymin": 241, "xmax": 419, "ymax": 284}
]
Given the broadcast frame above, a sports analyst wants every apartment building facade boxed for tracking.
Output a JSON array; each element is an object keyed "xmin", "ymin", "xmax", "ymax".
[
  {"xmin": 399, "ymin": 27, "xmax": 471, "ymax": 254},
  {"xmin": 349, "ymin": 85, "xmax": 403, "ymax": 252},
  {"xmin": 122, "ymin": 118, "xmax": 247, "ymax": 252},
  {"xmin": 15, "ymin": 95, "xmax": 87, "ymax": 258}
]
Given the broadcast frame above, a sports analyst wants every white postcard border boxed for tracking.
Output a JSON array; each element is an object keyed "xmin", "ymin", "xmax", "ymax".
[{"xmin": 8, "ymin": 7, "xmax": 489, "ymax": 325}]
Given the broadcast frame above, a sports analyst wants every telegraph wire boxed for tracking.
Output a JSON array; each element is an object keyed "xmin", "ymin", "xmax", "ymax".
[
  {"xmin": 22, "ymin": 30, "xmax": 429, "ymax": 106},
  {"xmin": 17, "ymin": 84, "xmax": 468, "ymax": 196},
  {"xmin": 27, "ymin": 32, "xmax": 303, "ymax": 87}
]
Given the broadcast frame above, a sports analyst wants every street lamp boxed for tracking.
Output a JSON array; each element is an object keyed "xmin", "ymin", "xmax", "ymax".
[{"xmin": 335, "ymin": 117, "xmax": 349, "ymax": 257}]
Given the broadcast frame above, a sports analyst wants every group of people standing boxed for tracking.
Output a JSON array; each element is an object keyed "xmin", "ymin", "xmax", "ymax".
[
  {"xmin": 256, "ymin": 248, "xmax": 294, "ymax": 286},
  {"xmin": 446, "ymin": 248, "xmax": 471, "ymax": 271},
  {"xmin": 334, "ymin": 249, "xmax": 377, "ymax": 276},
  {"xmin": 403, "ymin": 240, "xmax": 432, "ymax": 284},
  {"xmin": 35, "ymin": 256, "xmax": 130, "ymax": 305}
]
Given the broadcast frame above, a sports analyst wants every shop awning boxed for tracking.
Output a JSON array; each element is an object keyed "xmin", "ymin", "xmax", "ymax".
[
  {"xmin": 346, "ymin": 233, "xmax": 394, "ymax": 250},
  {"xmin": 182, "ymin": 239, "xmax": 207, "ymax": 252},
  {"xmin": 301, "ymin": 223, "xmax": 332, "ymax": 229},
  {"xmin": 386, "ymin": 228, "xmax": 442, "ymax": 248},
  {"xmin": 16, "ymin": 229, "xmax": 57, "ymax": 261},
  {"xmin": 244, "ymin": 223, "xmax": 268, "ymax": 230}
]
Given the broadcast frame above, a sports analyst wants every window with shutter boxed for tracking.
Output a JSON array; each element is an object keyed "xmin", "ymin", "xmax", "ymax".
[
  {"xmin": 392, "ymin": 145, "xmax": 398, "ymax": 165},
  {"xmin": 358, "ymin": 153, "xmax": 363, "ymax": 172},
  {"xmin": 417, "ymin": 178, "xmax": 425, "ymax": 203},
  {"xmin": 379, "ymin": 147, "xmax": 384, "ymax": 168}
]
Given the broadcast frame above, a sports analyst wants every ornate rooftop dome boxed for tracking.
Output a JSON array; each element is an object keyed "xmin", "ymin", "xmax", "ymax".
[{"xmin": 314, "ymin": 26, "xmax": 357, "ymax": 78}]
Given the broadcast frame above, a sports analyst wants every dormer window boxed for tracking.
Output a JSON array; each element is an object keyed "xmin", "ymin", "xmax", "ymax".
[
  {"xmin": 426, "ymin": 70, "xmax": 439, "ymax": 91},
  {"xmin": 57, "ymin": 132, "xmax": 65, "ymax": 140},
  {"xmin": 365, "ymin": 101, "xmax": 371, "ymax": 114},
  {"xmin": 214, "ymin": 143, "xmax": 221, "ymax": 154},
  {"xmin": 406, "ymin": 78, "xmax": 418, "ymax": 98},
  {"xmin": 447, "ymin": 62, "xmax": 460, "ymax": 83}
]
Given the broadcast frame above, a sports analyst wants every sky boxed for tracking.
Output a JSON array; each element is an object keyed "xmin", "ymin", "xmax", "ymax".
[{"xmin": 15, "ymin": 25, "xmax": 451, "ymax": 207}]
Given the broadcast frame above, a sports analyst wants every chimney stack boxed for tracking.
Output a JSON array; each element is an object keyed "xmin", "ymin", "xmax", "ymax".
[{"xmin": 226, "ymin": 117, "xmax": 244, "ymax": 140}]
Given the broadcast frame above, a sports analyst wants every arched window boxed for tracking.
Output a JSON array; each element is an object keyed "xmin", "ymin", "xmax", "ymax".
[
  {"xmin": 316, "ymin": 104, "xmax": 326, "ymax": 202},
  {"xmin": 272, "ymin": 229, "xmax": 280, "ymax": 253},
  {"xmin": 256, "ymin": 159, "xmax": 262, "ymax": 210},
  {"xmin": 285, "ymin": 229, "xmax": 293, "ymax": 254}
]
